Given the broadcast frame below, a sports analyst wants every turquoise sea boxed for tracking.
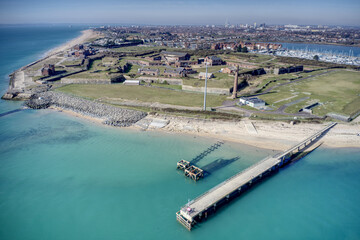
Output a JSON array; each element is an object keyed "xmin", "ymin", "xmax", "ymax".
[{"xmin": 0, "ymin": 25, "xmax": 360, "ymax": 240}]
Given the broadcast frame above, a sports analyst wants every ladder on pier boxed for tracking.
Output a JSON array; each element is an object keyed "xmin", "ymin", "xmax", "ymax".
[{"xmin": 191, "ymin": 141, "xmax": 224, "ymax": 165}]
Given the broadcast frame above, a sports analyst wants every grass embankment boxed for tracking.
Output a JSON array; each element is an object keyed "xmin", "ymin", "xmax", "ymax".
[
  {"xmin": 56, "ymin": 84, "xmax": 227, "ymax": 108},
  {"xmin": 258, "ymin": 70, "xmax": 360, "ymax": 116}
]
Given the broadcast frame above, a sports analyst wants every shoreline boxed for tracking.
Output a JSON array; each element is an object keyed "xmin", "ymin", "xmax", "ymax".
[
  {"xmin": 46, "ymin": 103, "xmax": 360, "ymax": 151},
  {"xmin": 45, "ymin": 29, "xmax": 100, "ymax": 56},
  {"xmin": 1, "ymin": 28, "xmax": 101, "ymax": 100}
]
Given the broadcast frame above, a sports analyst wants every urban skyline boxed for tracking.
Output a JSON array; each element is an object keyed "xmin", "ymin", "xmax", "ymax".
[{"xmin": 0, "ymin": 0, "xmax": 359, "ymax": 26}]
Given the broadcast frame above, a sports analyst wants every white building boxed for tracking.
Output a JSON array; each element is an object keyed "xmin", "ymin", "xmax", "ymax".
[
  {"xmin": 123, "ymin": 80, "xmax": 140, "ymax": 85},
  {"xmin": 239, "ymin": 97, "xmax": 266, "ymax": 108}
]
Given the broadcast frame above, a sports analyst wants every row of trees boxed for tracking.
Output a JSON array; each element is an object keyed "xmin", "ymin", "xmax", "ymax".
[{"xmin": 236, "ymin": 46, "xmax": 248, "ymax": 53}]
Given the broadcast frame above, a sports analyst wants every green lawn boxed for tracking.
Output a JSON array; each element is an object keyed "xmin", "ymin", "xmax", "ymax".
[
  {"xmin": 150, "ymin": 83, "xmax": 182, "ymax": 90},
  {"xmin": 257, "ymin": 70, "xmax": 360, "ymax": 116},
  {"xmin": 62, "ymin": 60, "xmax": 83, "ymax": 66},
  {"xmin": 69, "ymin": 71, "xmax": 111, "ymax": 79},
  {"xmin": 182, "ymin": 77, "xmax": 233, "ymax": 88},
  {"xmin": 56, "ymin": 84, "xmax": 227, "ymax": 108}
]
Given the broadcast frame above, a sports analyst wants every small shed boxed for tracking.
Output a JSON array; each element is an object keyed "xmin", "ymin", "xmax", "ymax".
[
  {"xmin": 239, "ymin": 97, "xmax": 266, "ymax": 108},
  {"xmin": 123, "ymin": 80, "xmax": 140, "ymax": 85}
]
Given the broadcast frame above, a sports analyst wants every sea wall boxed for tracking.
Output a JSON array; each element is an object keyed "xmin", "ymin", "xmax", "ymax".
[{"xmin": 26, "ymin": 91, "xmax": 147, "ymax": 127}]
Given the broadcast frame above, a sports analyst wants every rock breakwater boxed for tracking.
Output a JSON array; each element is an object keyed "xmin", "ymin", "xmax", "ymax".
[{"xmin": 26, "ymin": 91, "xmax": 147, "ymax": 127}]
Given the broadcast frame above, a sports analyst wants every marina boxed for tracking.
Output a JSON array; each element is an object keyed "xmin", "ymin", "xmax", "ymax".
[
  {"xmin": 254, "ymin": 42, "xmax": 360, "ymax": 66},
  {"xmin": 274, "ymin": 49, "xmax": 360, "ymax": 66},
  {"xmin": 176, "ymin": 123, "xmax": 337, "ymax": 230}
]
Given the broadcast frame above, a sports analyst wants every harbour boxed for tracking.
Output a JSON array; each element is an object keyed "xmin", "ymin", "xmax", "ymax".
[{"xmin": 255, "ymin": 42, "xmax": 360, "ymax": 66}]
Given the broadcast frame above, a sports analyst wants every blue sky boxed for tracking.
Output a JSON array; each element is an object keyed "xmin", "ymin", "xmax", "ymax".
[{"xmin": 0, "ymin": 0, "xmax": 359, "ymax": 26}]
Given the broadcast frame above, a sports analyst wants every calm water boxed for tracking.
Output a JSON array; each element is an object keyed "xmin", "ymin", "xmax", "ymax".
[
  {"xmin": 279, "ymin": 42, "xmax": 360, "ymax": 57},
  {"xmin": 0, "ymin": 25, "xmax": 360, "ymax": 240}
]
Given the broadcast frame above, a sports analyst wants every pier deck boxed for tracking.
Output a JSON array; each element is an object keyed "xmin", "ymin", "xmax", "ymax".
[
  {"xmin": 182, "ymin": 156, "xmax": 280, "ymax": 220},
  {"xmin": 177, "ymin": 123, "xmax": 337, "ymax": 230}
]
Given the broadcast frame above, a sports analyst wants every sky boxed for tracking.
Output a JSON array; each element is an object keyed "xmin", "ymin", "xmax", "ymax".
[{"xmin": 0, "ymin": 0, "xmax": 359, "ymax": 26}]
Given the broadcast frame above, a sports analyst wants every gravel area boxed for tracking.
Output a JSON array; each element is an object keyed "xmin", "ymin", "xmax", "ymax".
[{"xmin": 26, "ymin": 91, "xmax": 147, "ymax": 127}]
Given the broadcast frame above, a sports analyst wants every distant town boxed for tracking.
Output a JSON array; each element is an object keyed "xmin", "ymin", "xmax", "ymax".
[{"xmin": 95, "ymin": 24, "xmax": 360, "ymax": 48}]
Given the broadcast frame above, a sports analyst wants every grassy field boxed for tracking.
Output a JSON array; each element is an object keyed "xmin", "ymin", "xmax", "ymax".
[
  {"xmin": 62, "ymin": 60, "xmax": 83, "ymax": 66},
  {"xmin": 182, "ymin": 77, "xmax": 233, "ymax": 88},
  {"xmin": 258, "ymin": 70, "xmax": 360, "ymax": 116},
  {"xmin": 150, "ymin": 83, "xmax": 182, "ymax": 90},
  {"xmin": 56, "ymin": 84, "xmax": 227, "ymax": 107},
  {"xmin": 70, "ymin": 71, "xmax": 111, "ymax": 79}
]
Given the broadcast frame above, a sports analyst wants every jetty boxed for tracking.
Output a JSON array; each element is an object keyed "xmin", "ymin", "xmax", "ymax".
[
  {"xmin": 177, "ymin": 160, "xmax": 204, "ymax": 181},
  {"xmin": 176, "ymin": 123, "xmax": 337, "ymax": 230},
  {"xmin": 176, "ymin": 141, "xmax": 224, "ymax": 181}
]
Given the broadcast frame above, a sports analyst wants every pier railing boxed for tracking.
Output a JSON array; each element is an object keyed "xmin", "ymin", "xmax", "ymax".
[
  {"xmin": 277, "ymin": 122, "xmax": 337, "ymax": 160},
  {"xmin": 185, "ymin": 156, "xmax": 275, "ymax": 208}
]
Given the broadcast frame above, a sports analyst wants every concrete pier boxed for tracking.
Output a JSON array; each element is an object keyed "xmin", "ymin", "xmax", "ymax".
[{"xmin": 176, "ymin": 122, "xmax": 337, "ymax": 230}]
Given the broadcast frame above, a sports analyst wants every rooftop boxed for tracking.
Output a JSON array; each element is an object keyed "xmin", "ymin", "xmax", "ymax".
[{"xmin": 241, "ymin": 97, "xmax": 265, "ymax": 104}]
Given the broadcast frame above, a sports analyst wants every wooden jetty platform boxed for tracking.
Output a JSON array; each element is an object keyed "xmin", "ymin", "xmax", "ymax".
[
  {"xmin": 184, "ymin": 165, "xmax": 204, "ymax": 181},
  {"xmin": 176, "ymin": 123, "xmax": 337, "ymax": 230},
  {"xmin": 177, "ymin": 160, "xmax": 190, "ymax": 171},
  {"xmin": 176, "ymin": 141, "xmax": 224, "ymax": 181},
  {"xmin": 177, "ymin": 160, "xmax": 204, "ymax": 181}
]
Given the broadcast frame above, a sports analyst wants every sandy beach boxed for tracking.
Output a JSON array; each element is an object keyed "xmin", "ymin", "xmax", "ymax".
[
  {"xmin": 51, "ymin": 104, "xmax": 360, "ymax": 151},
  {"xmin": 146, "ymin": 115, "xmax": 360, "ymax": 151},
  {"xmin": 46, "ymin": 29, "xmax": 101, "ymax": 56}
]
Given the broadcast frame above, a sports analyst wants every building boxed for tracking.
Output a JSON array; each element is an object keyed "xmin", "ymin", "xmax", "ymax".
[
  {"xmin": 239, "ymin": 97, "xmax": 266, "ymax": 108},
  {"xmin": 138, "ymin": 68, "xmax": 160, "ymax": 76},
  {"xmin": 174, "ymin": 60, "xmax": 197, "ymax": 68},
  {"xmin": 41, "ymin": 64, "xmax": 55, "ymax": 77},
  {"xmin": 198, "ymin": 72, "xmax": 214, "ymax": 79},
  {"xmin": 73, "ymin": 44, "xmax": 84, "ymax": 51},
  {"xmin": 161, "ymin": 51, "xmax": 190, "ymax": 63},
  {"xmin": 222, "ymin": 66, "xmax": 237, "ymax": 74},
  {"xmin": 204, "ymin": 56, "xmax": 223, "ymax": 66},
  {"xmin": 123, "ymin": 80, "xmax": 140, "ymax": 85},
  {"xmin": 74, "ymin": 49, "xmax": 91, "ymax": 58},
  {"xmin": 145, "ymin": 54, "xmax": 162, "ymax": 61},
  {"xmin": 163, "ymin": 68, "xmax": 186, "ymax": 78},
  {"xmin": 211, "ymin": 42, "xmax": 240, "ymax": 51},
  {"xmin": 183, "ymin": 67, "xmax": 197, "ymax": 75}
]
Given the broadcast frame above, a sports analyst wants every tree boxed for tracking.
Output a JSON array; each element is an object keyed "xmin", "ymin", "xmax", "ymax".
[
  {"xmin": 237, "ymin": 45, "xmax": 242, "ymax": 52},
  {"xmin": 313, "ymin": 55, "xmax": 319, "ymax": 61},
  {"xmin": 241, "ymin": 47, "xmax": 248, "ymax": 53}
]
